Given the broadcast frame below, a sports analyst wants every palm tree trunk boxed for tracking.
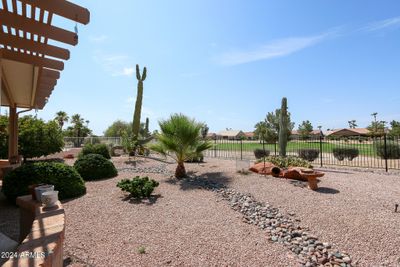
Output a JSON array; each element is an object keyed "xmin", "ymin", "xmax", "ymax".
[{"xmin": 175, "ymin": 162, "xmax": 186, "ymax": 179}]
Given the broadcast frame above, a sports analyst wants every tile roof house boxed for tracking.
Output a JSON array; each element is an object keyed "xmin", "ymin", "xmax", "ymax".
[
  {"xmin": 326, "ymin": 128, "xmax": 371, "ymax": 137},
  {"xmin": 217, "ymin": 130, "xmax": 245, "ymax": 140}
]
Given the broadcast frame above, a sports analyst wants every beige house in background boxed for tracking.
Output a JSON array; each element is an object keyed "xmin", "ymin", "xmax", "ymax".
[
  {"xmin": 326, "ymin": 128, "xmax": 370, "ymax": 137},
  {"xmin": 217, "ymin": 130, "xmax": 245, "ymax": 140}
]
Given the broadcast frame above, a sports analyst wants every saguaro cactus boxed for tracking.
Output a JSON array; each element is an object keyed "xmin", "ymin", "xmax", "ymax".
[
  {"xmin": 145, "ymin": 117, "xmax": 149, "ymax": 137},
  {"xmin": 279, "ymin": 97, "xmax": 288, "ymax": 157},
  {"xmin": 132, "ymin": 64, "xmax": 147, "ymax": 140}
]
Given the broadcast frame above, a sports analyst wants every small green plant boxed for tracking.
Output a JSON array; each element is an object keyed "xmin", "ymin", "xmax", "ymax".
[
  {"xmin": 79, "ymin": 143, "xmax": 111, "ymax": 159},
  {"xmin": 375, "ymin": 141, "xmax": 400, "ymax": 159},
  {"xmin": 185, "ymin": 153, "xmax": 204, "ymax": 163},
  {"xmin": 298, "ymin": 149, "xmax": 319, "ymax": 162},
  {"xmin": 258, "ymin": 156, "xmax": 312, "ymax": 168},
  {"xmin": 117, "ymin": 176, "xmax": 159, "ymax": 198},
  {"xmin": 74, "ymin": 154, "xmax": 118, "ymax": 181},
  {"xmin": 138, "ymin": 246, "xmax": 146, "ymax": 254},
  {"xmin": 253, "ymin": 149, "xmax": 270, "ymax": 159},
  {"xmin": 332, "ymin": 148, "xmax": 359, "ymax": 161}
]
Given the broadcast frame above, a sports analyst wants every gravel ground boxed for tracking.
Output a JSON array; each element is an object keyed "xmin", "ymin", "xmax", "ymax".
[{"xmin": 62, "ymin": 156, "xmax": 400, "ymax": 267}]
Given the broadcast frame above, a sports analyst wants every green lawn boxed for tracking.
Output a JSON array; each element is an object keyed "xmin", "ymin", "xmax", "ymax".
[{"xmin": 211, "ymin": 140, "xmax": 379, "ymax": 157}]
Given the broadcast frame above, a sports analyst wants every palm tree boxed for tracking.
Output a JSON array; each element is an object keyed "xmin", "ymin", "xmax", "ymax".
[
  {"xmin": 71, "ymin": 114, "xmax": 84, "ymax": 137},
  {"xmin": 348, "ymin": 120, "xmax": 357, "ymax": 129},
  {"xmin": 55, "ymin": 111, "xmax": 69, "ymax": 129},
  {"xmin": 150, "ymin": 114, "xmax": 212, "ymax": 178}
]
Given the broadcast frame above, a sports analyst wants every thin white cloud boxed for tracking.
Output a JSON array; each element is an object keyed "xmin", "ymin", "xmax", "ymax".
[
  {"xmin": 126, "ymin": 96, "xmax": 135, "ymax": 103},
  {"xmin": 362, "ymin": 16, "xmax": 400, "ymax": 32},
  {"xmin": 218, "ymin": 31, "xmax": 336, "ymax": 66},
  {"xmin": 89, "ymin": 34, "xmax": 108, "ymax": 43},
  {"xmin": 119, "ymin": 67, "xmax": 135, "ymax": 77},
  {"xmin": 92, "ymin": 50, "xmax": 134, "ymax": 77}
]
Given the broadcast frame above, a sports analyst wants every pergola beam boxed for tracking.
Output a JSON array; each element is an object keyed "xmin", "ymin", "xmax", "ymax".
[
  {"xmin": 1, "ymin": 49, "xmax": 64, "ymax": 70},
  {"xmin": 0, "ymin": 9, "xmax": 78, "ymax": 46},
  {"xmin": 42, "ymin": 68, "xmax": 60, "ymax": 79},
  {"xmin": 17, "ymin": 0, "xmax": 90, "ymax": 25},
  {"xmin": 0, "ymin": 32, "xmax": 70, "ymax": 60}
]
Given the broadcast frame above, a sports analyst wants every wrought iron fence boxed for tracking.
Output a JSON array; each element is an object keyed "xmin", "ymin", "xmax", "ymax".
[
  {"xmin": 63, "ymin": 136, "xmax": 122, "ymax": 149},
  {"xmin": 203, "ymin": 135, "xmax": 400, "ymax": 171}
]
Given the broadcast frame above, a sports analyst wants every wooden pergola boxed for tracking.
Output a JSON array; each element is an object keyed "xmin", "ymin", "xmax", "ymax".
[{"xmin": 0, "ymin": 0, "xmax": 90, "ymax": 164}]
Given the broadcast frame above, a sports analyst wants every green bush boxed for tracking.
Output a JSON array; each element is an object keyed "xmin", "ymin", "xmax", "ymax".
[
  {"xmin": 117, "ymin": 176, "xmax": 159, "ymax": 198},
  {"xmin": 2, "ymin": 162, "xmax": 86, "ymax": 203},
  {"xmin": 185, "ymin": 153, "xmax": 204, "ymax": 163},
  {"xmin": 74, "ymin": 154, "xmax": 118, "ymax": 181},
  {"xmin": 254, "ymin": 149, "xmax": 270, "ymax": 159},
  {"xmin": 79, "ymin": 143, "xmax": 111, "ymax": 159},
  {"xmin": 298, "ymin": 149, "xmax": 319, "ymax": 162},
  {"xmin": 332, "ymin": 148, "xmax": 359, "ymax": 161},
  {"xmin": 375, "ymin": 141, "xmax": 400, "ymax": 159},
  {"xmin": 258, "ymin": 156, "xmax": 312, "ymax": 168}
]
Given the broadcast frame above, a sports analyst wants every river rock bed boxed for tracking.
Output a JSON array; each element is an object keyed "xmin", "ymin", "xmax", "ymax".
[{"xmin": 186, "ymin": 177, "xmax": 353, "ymax": 267}]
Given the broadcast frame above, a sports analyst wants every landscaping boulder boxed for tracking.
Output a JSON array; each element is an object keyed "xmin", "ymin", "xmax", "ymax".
[{"xmin": 249, "ymin": 162, "xmax": 276, "ymax": 175}]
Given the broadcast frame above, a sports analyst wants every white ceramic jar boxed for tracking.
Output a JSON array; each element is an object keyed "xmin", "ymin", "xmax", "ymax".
[
  {"xmin": 41, "ymin": 190, "xmax": 59, "ymax": 208},
  {"xmin": 34, "ymin": 185, "xmax": 54, "ymax": 202}
]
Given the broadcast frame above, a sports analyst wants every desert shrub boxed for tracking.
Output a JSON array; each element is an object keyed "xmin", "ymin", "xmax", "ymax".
[
  {"xmin": 254, "ymin": 149, "xmax": 270, "ymax": 159},
  {"xmin": 298, "ymin": 149, "xmax": 319, "ymax": 162},
  {"xmin": 332, "ymin": 148, "xmax": 359, "ymax": 161},
  {"xmin": 185, "ymin": 153, "xmax": 204, "ymax": 163},
  {"xmin": 79, "ymin": 143, "xmax": 111, "ymax": 159},
  {"xmin": 74, "ymin": 154, "xmax": 118, "ymax": 181},
  {"xmin": 2, "ymin": 162, "xmax": 86, "ymax": 203},
  {"xmin": 117, "ymin": 176, "xmax": 159, "ymax": 198},
  {"xmin": 258, "ymin": 156, "xmax": 312, "ymax": 168},
  {"xmin": 18, "ymin": 116, "xmax": 64, "ymax": 161},
  {"xmin": 375, "ymin": 141, "xmax": 400, "ymax": 159}
]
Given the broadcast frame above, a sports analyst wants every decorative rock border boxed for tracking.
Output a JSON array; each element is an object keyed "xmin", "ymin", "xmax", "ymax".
[
  {"xmin": 185, "ymin": 177, "xmax": 353, "ymax": 267},
  {"xmin": 117, "ymin": 165, "xmax": 170, "ymax": 174}
]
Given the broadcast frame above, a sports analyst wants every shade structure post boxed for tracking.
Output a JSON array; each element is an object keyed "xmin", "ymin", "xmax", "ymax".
[{"xmin": 8, "ymin": 106, "xmax": 19, "ymax": 163}]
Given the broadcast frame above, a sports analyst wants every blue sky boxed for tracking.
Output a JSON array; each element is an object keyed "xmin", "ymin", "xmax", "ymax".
[{"xmin": 18, "ymin": 1, "xmax": 400, "ymax": 134}]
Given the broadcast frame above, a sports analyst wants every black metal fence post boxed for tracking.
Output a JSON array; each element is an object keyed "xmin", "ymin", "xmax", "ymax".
[
  {"xmin": 319, "ymin": 135, "xmax": 323, "ymax": 167},
  {"xmin": 240, "ymin": 139, "xmax": 243, "ymax": 160},
  {"xmin": 384, "ymin": 134, "xmax": 388, "ymax": 172},
  {"xmin": 274, "ymin": 142, "xmax": 277, "ymax": 156},
  {"xmin": 214, "ymin": 137, "xmax": 217, "ymax": 158}
]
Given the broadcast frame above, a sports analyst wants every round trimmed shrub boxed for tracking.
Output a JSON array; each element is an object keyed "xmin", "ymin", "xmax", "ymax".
[
  {"xmin": 375, "ymin": 141, "xmax": 400, "ymax": 159},
  {"xmin": 74, "ymin": 154, "xmax": 118, "ymax": 181},
  {"xmin": 333, "ymin": 148, "xmax": 359, "ymax": 161},
  {"xmin": 254, "ymin": 148, "xmax": 270, "ymax": 159},
  {"xmin": 79, "ymin": 143, "xmax": 111, "ymax": 159},
  {"xmin": 298, "ymin": 149, "xmax": 319, "ymax": 162},
  {"xmin": 2, "ymin": 162, "xmax": 86, "ymax": 203}
]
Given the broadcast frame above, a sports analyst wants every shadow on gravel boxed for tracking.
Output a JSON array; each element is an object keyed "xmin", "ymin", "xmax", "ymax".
[
  {"xmin": 317, "ymin": 169, "xmax": 353, "ymax": 174},
  {"xmin": 315, "ymin": 187, "xmax": 340, "ymax": 194},
  {"xmin": 121, "ymin": 194, "xmax": 163, "ymax": 205},
  {"xmin": 165, "ymin": 172, "xmax": 232, "ymax": 191}
]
